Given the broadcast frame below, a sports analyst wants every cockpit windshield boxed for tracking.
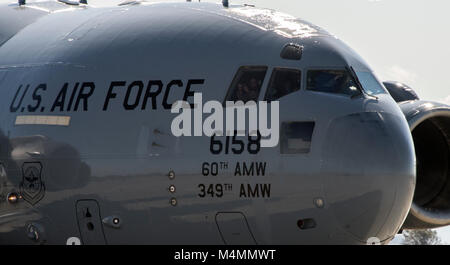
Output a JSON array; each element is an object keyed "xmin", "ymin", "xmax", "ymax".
[
  {"xmin": 355, "ymin": 71, "xmax": 387, "ymax": 96},
  {"xmin": 225, "ymin": 66, "xmax": 267, "ymax": 103},
  {"xmin": 307, "ymin": 70, "xmax": 360, "ymax": 97}
]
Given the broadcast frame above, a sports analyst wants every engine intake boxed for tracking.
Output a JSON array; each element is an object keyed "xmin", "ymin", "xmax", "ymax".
[{"xmin": 400, "ymin": 101, "xmax": 450, "ymax": 229}]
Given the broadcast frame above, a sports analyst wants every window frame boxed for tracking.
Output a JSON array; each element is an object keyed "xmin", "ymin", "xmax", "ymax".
[
  {"xmin": 305, "ymin": 67, "xmax": 363, "ymax": 98},
  {"xmin": 264, "ymin": 67, "xmax": 302, "ymax": 102},
  {"xmin": 354, "ymin": 70, "xmax": 388, "ymax": 96},
  {"xmin": 223, "ymin": 65, "xmax": 269, "ymax": 105}
]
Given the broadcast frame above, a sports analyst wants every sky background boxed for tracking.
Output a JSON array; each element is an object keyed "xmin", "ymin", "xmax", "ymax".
[{"xmin": 5, "ymin": 0, "xmax": 450, "ymax": 244}]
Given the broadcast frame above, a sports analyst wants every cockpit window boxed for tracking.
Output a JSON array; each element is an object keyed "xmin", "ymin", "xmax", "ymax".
[
  {"xmin": 355, "ymin": 71, "xmax": 387, "ymax": 96},
  {"xmin": 225, "ymin": 66, "xmax": 267, "ymax": 103},
  {"xmin": 265, "ymin": 68, "xmax": 301, "ymax": 101},
  {"xmin": 307, "ymin": 70, "xmax": 360, "ymax": 97}
]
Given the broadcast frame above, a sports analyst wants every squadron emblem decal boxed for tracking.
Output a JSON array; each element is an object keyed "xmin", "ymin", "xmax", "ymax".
[{"xmin": 20, "ymin": 162, "xmax": 45, "ymax": 205}]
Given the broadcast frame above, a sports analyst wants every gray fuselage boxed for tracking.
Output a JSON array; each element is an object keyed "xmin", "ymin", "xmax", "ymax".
[{"xmin": 0, "ymin": 1, "xmax": 416, "ymax": 245}]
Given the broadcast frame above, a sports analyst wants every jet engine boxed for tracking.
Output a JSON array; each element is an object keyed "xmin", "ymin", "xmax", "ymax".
[{"xmin": 385, "ymin": 81, "xmax": 450, "ymax": 229}]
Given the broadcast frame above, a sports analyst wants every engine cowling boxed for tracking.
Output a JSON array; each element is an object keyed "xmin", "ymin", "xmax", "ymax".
[
  {"xmin": 384, "ymin": 81, "xmax": 420, "ymax": 103},
  {"xmin": 398, "ymin": 99, "xmax": 450, "ymax": 229},
  {"xmin": 385, "ymin": 81, "xmax": 450, "ymax": 229}
]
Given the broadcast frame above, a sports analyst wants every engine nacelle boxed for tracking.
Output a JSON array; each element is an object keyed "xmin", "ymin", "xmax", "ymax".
[
  {"xmin": 399, "ymin": 100, "xmax": 450, "ymax": 229},
  {"xmin": 383, "ymin": 81, "xmax": 420, "ymax": 103}
]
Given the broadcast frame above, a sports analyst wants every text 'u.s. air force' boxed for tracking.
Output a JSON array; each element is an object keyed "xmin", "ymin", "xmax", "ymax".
[{"xmin": 9, "ymin": 79, "xmax": 204, "ymax": 113}]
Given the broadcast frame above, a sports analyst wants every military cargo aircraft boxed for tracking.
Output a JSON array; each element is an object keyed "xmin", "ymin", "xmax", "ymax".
[{"xmin": 0, "ymin": 0, "xmax": 449, "ymax": 245}]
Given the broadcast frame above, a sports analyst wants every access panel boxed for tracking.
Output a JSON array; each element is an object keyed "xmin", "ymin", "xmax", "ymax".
[{"xmin": 76, "ymin": 199, "xmax": 106, "ymax": 245}]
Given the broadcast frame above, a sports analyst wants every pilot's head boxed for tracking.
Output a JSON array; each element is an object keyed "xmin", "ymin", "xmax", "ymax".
[
  {"xmin": 283, "ymin": 80, "xmax": 293, "ymax": 93},
  {"xmin": 236, "ymin": 83, "xmax": 247, "ymax": 100},
  {"xmin": 249, "ymin": 78, "xmax": 258, "ymax": 90}
]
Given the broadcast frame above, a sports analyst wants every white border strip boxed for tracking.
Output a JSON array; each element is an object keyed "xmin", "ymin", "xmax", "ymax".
[{"xmin": 15, "ymin": 115, "xmax": 71, "ymax": 126}]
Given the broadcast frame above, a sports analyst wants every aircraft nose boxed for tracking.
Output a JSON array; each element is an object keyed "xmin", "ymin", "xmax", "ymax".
[{"xmin": 321, "ymin": 111, "xmax": 415, "ymax": 243}]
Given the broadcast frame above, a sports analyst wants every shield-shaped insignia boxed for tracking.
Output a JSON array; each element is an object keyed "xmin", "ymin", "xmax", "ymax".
[{"xmin": 20, "ymin": 162, "xmax": 45, "ymax": 205}]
